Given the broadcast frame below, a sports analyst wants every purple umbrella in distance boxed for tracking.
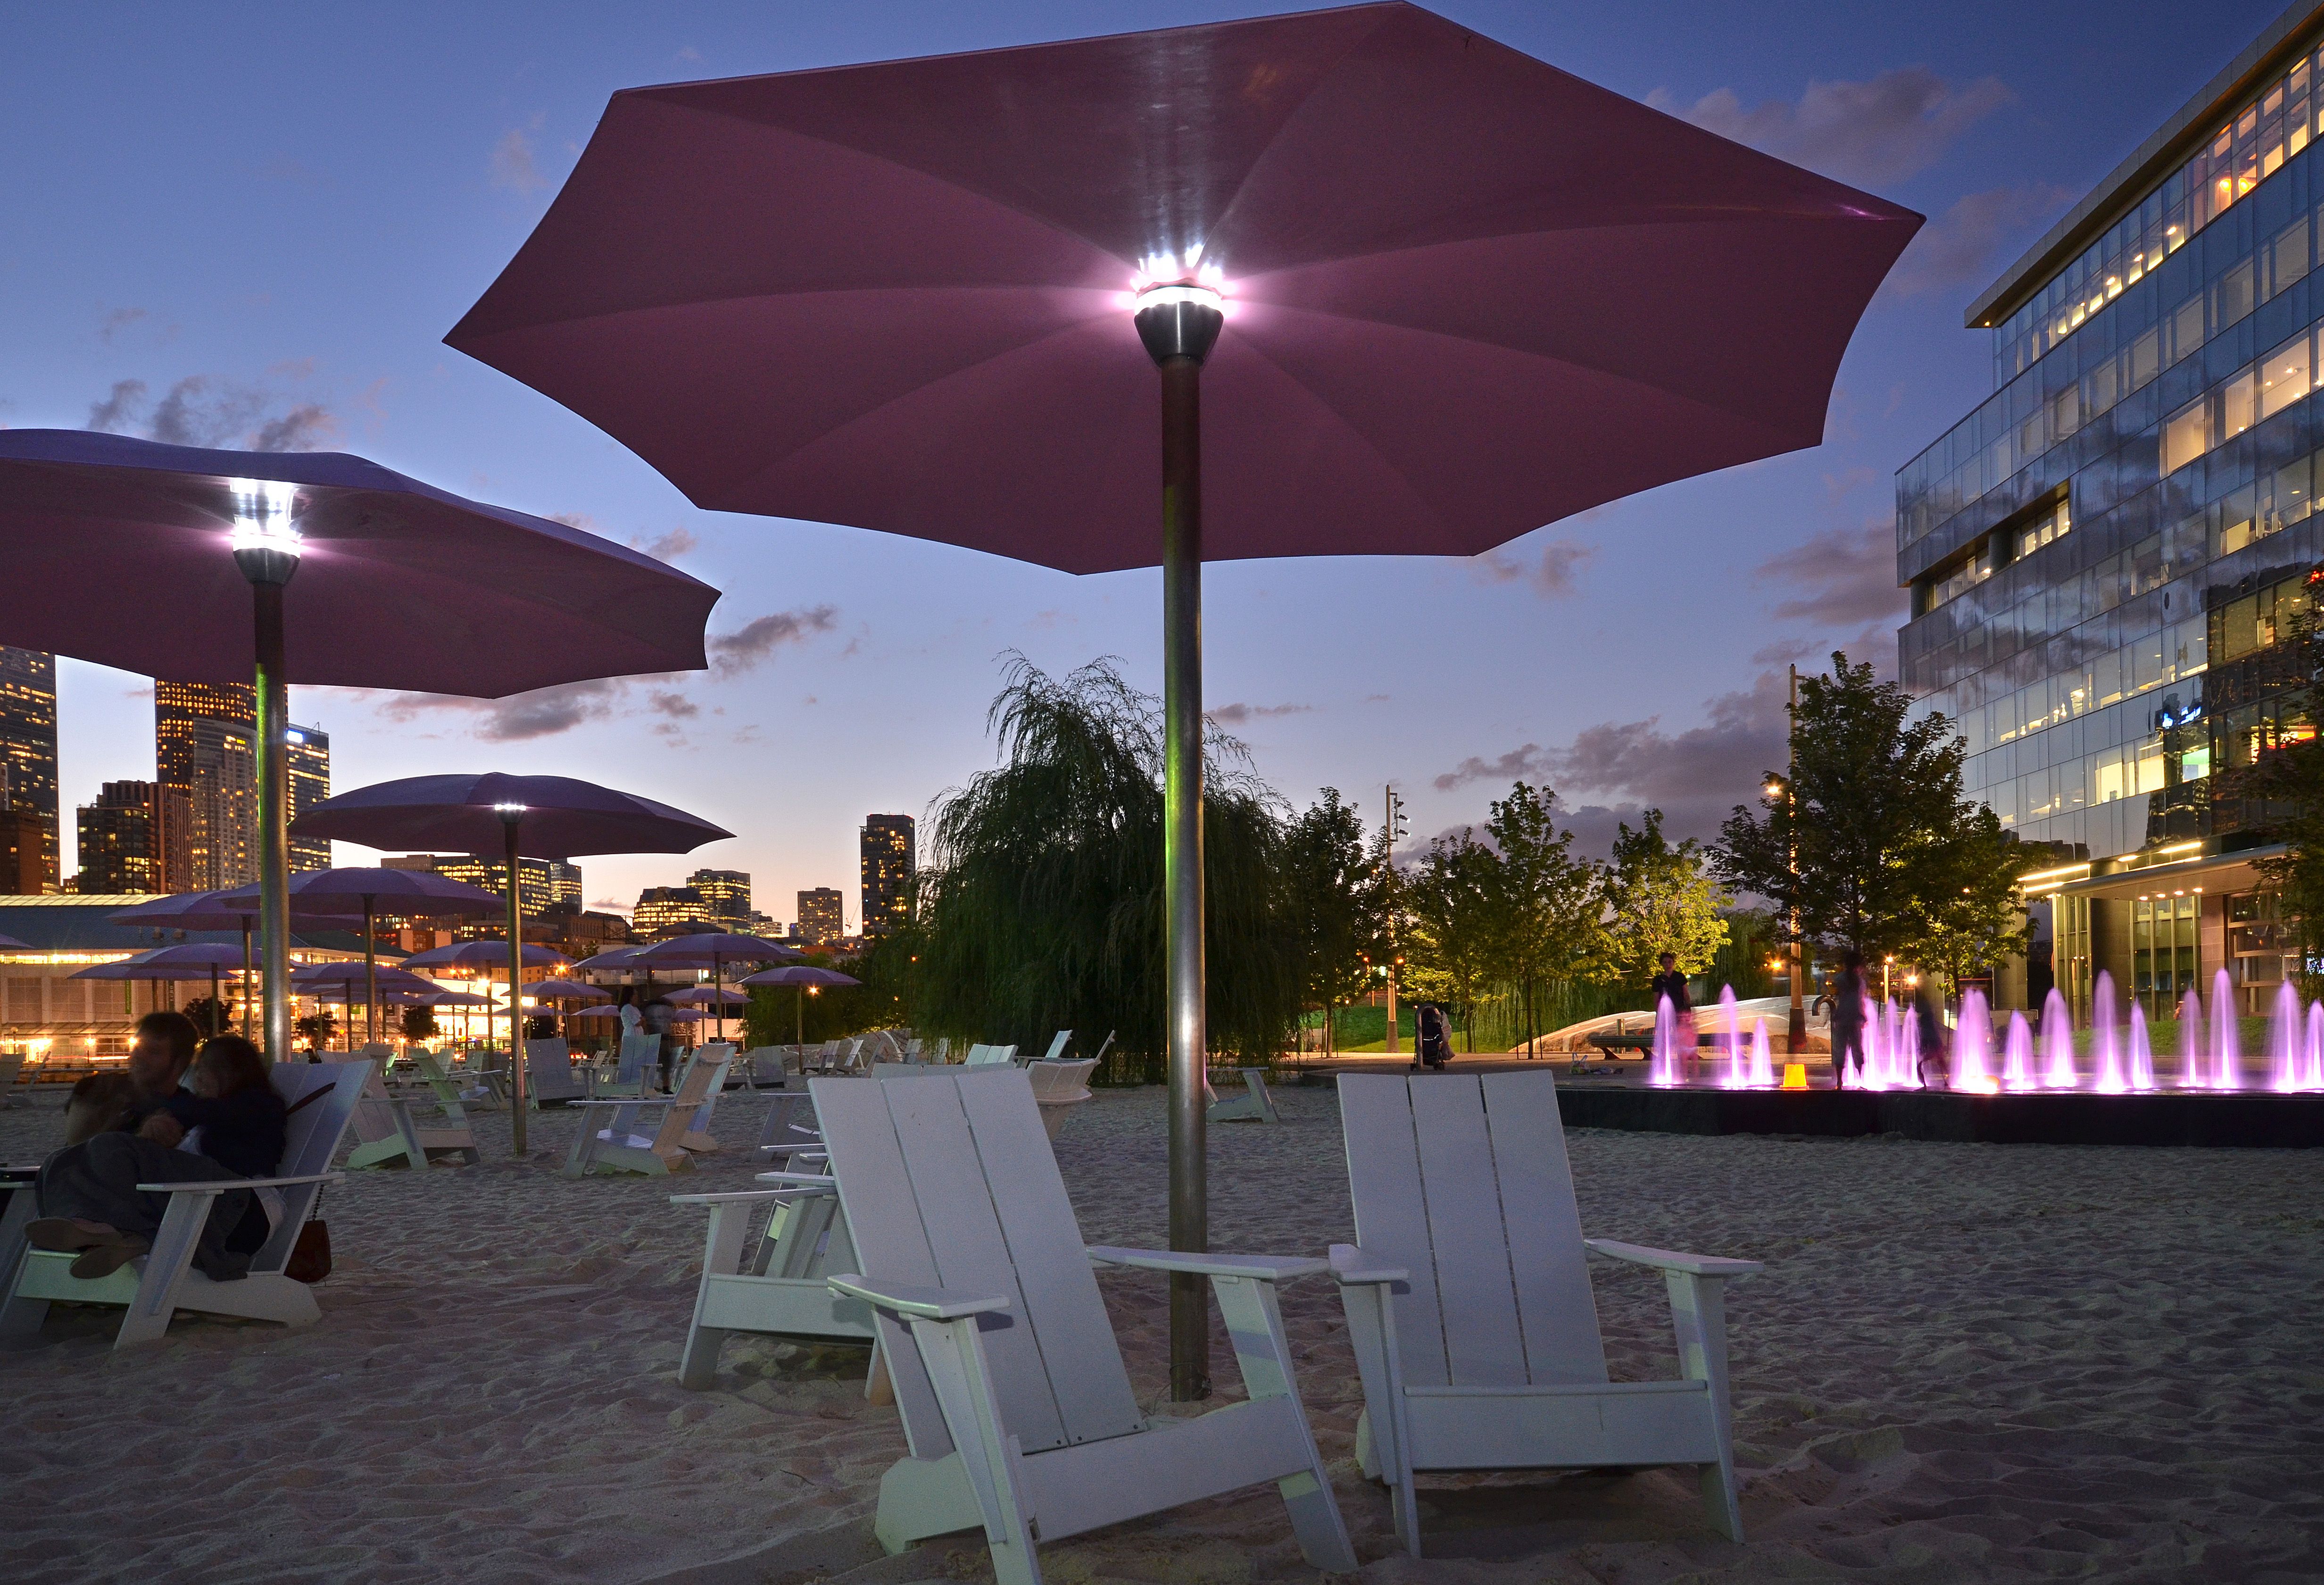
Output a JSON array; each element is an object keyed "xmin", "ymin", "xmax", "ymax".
[
  {"xmin": 0, "ymin": 430, "xmax": 720, "ymax": 1065},
  {"xmin": 739, "ymin": 963, "xmax": 860, "ymax": 1051},
  {"xmin": 295, "ymin": 773, "xmax": 725, "ymax": 1151},
  {"xmin": 216, "ymin": 867, "xmax": 503, "ymax": 1047},
  {"xmin": 108, "ymin": 890, "xmax": 360, "ymax": 1042},
  {"xmin": 627, "ymin": 932, "xmax": 800, "ymax": 1040},
  {"xmin": 72, "ymin": 942, "xmax": 250, "ymax": 1038},
  {"xmin": 446, "ymin": 1, "xmax": 1920, "ymax": 1398}
]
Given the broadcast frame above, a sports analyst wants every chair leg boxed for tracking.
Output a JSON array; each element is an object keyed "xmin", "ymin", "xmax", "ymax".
[
  {"xmin": 909, "ymin": 1314, "xmax": 1041, "ymax": 1585},
  {"xmin": 1210, "ymin": 1274, "xmax": 1360, "ymax": 1573},
  {"xmin": 115, "ymin": 1191, "xmax": 215, "ymax": 1348},
  {"xmin": 1664, "ymin": 1269, "xmax": 1745, "ymax": 1541}
]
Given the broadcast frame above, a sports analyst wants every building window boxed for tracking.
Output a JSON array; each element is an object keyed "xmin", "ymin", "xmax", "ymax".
[{"xmin": 2131, "ymin": 894, "xmax": 2200, "ymax": 1019}]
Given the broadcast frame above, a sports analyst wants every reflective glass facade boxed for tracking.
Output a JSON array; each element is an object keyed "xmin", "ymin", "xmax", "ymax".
[{"xmin": 1898, "ymin": 25, "xmax": 2324, "ymax": 862}]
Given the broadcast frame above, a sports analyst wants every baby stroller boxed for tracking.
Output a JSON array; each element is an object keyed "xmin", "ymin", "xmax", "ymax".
[{"xmin": 1416, "ymin": 1003, "xmax": 1453, "ymax": 1069}]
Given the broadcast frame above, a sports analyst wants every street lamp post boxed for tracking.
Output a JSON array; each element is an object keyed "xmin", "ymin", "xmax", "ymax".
[
  {"xmin": 229, "ymin": 479, "xmax": 300, "ymax": 1064},
  {"xmin": 1784, "ymin": 663, "xmax": 1805, "ymax": 1056}
]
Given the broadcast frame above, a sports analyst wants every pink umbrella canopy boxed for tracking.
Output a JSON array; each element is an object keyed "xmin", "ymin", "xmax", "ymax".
[
  {"xmin": 293, "ymin": 774, "xmax": 732, "ymax": 862},
  {"xmin": 0, "ymin": 431, "xmax": 718, "ymax": 690},
  {"xmin": 447, "ymin": 2, "xmax": 1918, "ymax": 571}
]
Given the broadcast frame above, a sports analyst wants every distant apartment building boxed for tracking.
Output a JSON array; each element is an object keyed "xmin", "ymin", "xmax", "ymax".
[
  {"xmin": 286, "ymin": 724, "xmax": 330, "ymax": 873},
  {"xmin": 860, "ymin": 814, "xmax": 915, "ymax": 937},
  {"xmin": 633, "ymin": 884, "xmax": 709, "ymax": 936},
  {"xmin": 0, "ymin": 765, "xmax": 48, "ymax": 895},
  {"xmin": 75, "ymin": 780, "xmax": 171, "ymax": 895},
  {"xmin": 797, "ymin": 886, "xmax": 845, "ymax": 948},
  {"xmin": 156, "ymin": 682, "xmax": 256, "ymax": 891},
  {"xmin": 382, "ymin": 852, "xmax": 583, "ymax": 918},
  {"xmin": 688, "ymin": 868, "xmax": 752, "ymax": 926},
  {"xmin": 0, "ymin": 648, "xmax": 59, "ymax": 887}
]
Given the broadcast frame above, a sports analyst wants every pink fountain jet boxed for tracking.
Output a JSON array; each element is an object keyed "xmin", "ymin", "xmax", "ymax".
[
  {"xmin": 2092, "ymin": 971, "xmax": 2126, "ymax": 1093},
  {"xmin": 2127, "ymin": 1002, "xmax": 2157, "ymax": 1091},
  {"xmin": 2040, "ymin": 989, "xmax": 2077, "ymax": 1088},
  {"xmin": 1955, "ymin": 989, "xmax": 1995, "ymax": 1091},
  {"xmin": 2209, "ymin": 969, "xmax": 2242, "ymax": 1090},
  {"xmin": 1749, "ymin": 1018, "xmax": 1776, "ymax": 1086},
  {"xmin": 2001, "ymin": 1011, "xmax": 2035, "ymax": 1090},
  {"xmin": 2179, "ymin": 987, "xmax": 2205, "ymax": 1090}
]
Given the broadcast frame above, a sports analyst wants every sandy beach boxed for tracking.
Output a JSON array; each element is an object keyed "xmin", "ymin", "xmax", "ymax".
[{"xmin": 5, "ymin": 1077, "xmax": 2322, "ymax": 1584}]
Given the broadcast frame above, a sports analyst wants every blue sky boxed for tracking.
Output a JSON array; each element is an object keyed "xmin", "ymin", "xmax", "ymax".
[{"xmin": 0, "ymin": 0, "xmax": 2285, "ymax": 922}]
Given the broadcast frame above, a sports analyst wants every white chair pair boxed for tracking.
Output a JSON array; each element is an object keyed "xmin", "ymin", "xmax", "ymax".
[
  {"xmin": 1, "ymin": 1058, "xmax": 371, "ymax": 1348},
  {"xmin": 961, "ymin": 1043, "xmax": 1017, "ymax": 1067}
]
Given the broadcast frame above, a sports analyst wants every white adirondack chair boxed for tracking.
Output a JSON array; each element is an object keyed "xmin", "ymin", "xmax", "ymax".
[
  {"xmin": 743, "ymin": 1046, "xmax": 791, "ymax": 1087},
  {"xmin": 1, "ymin": 1058, "xmax": 371, "ymax": 1348},
  {"xmin": 672, "ymin": 1042, "xmax": 739, "ymax": 1152},
  {"xmin": 0, "ymin": 1167, "xmax": 37, "ymax": 1298},
  {"xmin": 1206, "ymin": 1068, "xmax": 1281, "ymax": 1124},
  {"xmin": 561, "ymin": 1050, "xmax": 733, "ymax": 1176},
  {"xmin": 756, "ymin": 1090, "xmax": 821, "ymax": 1155},
  {"xmin": 810, "ymin": 1068, "xmax": 1356, "ymax": 1585},
  {"xmin": 1037, "ymin": 1030, "xmax": 1071, "ymax": 1063},
  {"xmin": 672, "ymin": 1164, "xmax": 876, "ymax": 1390},
  {"xmin": 962, "ymin": 1043, "xmax": 1017, "ymax": 1067},
  {"xmin": 1024, "ymin": 1059, "xmax": 1096, "ymax": 1139},
  {"xmin": 346, "ymin": 1065, "xmax": 480, "ymax": 1169},
  {"xmin": 1332, "ymin": 1073, "xmax": 1762, "ymax": 1551},
  {"xmin": 0, "ymin": 1050, "xmax": 29, "ymax": 1108},
  {"xmin": 526, "ymin": 1038, "xmax": 587, "ymax": 1105},
  {"xmin": 925, "ymin": 1037, "xmax": 950, "ymax": 1065}
]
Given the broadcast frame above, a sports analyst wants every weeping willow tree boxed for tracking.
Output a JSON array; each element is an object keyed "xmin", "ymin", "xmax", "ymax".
[{"xmin": 916, "ymin": 655, "xmax": 1301, "ymax": 1082}]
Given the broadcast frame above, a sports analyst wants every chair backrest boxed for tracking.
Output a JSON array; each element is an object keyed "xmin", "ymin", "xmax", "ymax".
[
  {"xmin": 1027, "ymin": 1058, "xmax": 1096, "ymax": 1103},
  {"xmin": 964, "ymin": 1043, "xmax": 1016, "ymax": 1067},
  {"xmin": 250, "ymin": 1059, "xmax": 372, "ymax": 1269},
  {"xmin": 526, "ymin": 1038, "xmax": 582, "ymax": 1097},
  {"xmin": 1337, "ymin": 1072, "xmax": 1607, "ymax": 1391},
  {"xmin": 350, "ymin": 1067, "xmax": 403, "ymax": 1144},
  {"xmin": 1040, "ymin": 1030, "xmax": 1072, "ymax": 1062},
  {"xmin": 928, "ymin": 1037, "xmax": 949, "ymax": 1064},
  {"xmin": 813, "ymin": 1068, "xmax": 1141, "ymax": 1460},
  {"xmin": 616, "ymin": 1029, "xmax": 659, "ymax": 1084}
]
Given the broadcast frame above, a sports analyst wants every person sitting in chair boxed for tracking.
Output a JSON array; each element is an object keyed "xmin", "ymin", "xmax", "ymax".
[{"xmin": 29, "ymin": 1031, "xmax": 284, "ymax": 1282}]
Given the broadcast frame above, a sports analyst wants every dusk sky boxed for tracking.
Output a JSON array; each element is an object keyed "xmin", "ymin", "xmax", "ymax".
[{"xmin": 0, "ymin": 0, "xmax": 2286, "ymax": 922}]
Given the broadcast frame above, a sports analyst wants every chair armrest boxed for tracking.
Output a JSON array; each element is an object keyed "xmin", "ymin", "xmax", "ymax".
[
  {"xmin": 753, "ymin": 1170, "xmax": 837, "ymax": 1187},
  {"xmin": 668, "ymin": 1188, "xmax": 825, "ymax": 1207},
  {"xmin": 1086, "ymin": 1244, "xmax": 1328, "ymax": 1282},
  {"xmin": 134, "ymin": 1171, "xmax": 345, "ymax": 1193},
  {"xmin": 826, "ymin": 1273, "xmax": 1010, "ymax": 1320},
  {"xmin": 1585, "ymin": 1238, "xmax": 1762, "ymax": 1279},
  {"xmin": 1327, "ymin": 1243, "xmax": 1410, "ymax": 1285}
]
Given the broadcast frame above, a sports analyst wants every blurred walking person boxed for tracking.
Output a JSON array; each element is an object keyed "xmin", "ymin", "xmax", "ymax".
[{"xmin": 1830, "ymin": 949, "xmax": 1868, "ymax": 1089}]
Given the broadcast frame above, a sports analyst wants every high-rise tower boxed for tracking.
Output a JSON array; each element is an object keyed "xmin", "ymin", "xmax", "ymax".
[
  {"xmin": 0, "ymin": 648, "xmax": 59, "ymax": 888},
  {"xmin": 859, "ymin": 814, "xmax": 914, "ymax": 937}
]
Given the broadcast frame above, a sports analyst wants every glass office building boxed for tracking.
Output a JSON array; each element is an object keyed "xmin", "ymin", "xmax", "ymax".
[{"xmin": 1898, "ymin": 6, "xmax": 2324, "ymax": 1017}]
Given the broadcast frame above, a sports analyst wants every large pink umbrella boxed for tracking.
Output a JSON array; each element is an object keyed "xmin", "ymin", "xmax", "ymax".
[
  {"xmin": 446, "ymin": 2, "xmax": 1919, "ymax": 1395},
  {"xmin": 0, "ymin": 432, "xmax": 719, "ymax": 1064}
]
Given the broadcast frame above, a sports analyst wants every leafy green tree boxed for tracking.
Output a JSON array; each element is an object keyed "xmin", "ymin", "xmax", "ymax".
[
  {"xmin": 1716, "ymin": 652, "xmax": 2028, "ymax": 970},
  {"xmin": 1402, "ymin": 827, "xmax": 1501, "ymax": 1051},
  {"xmin": 294, "ymin": 1009, "xmax": 336, "ymax": 1052},
  {"xmin": 1600, "ymin": 808, "xmax": 1730, "ymax": 993},
  {"xmin": 182, "ymin": 996, "xmax": 232, "ymax": 1038},
  {"xmin": 1908, "ymin": 806, "xmax": 2032, "ymax": 1000},
  {"xmin": 1281, "ymin": 788, "xmax": 1388, "ymax": 1056},
  {"xmin": 1708, "ymin": 907, "xmax": 1777, "ymax": 1001},
  {"xmin": 914, "ymin": 655, "xmax": 1300, "ymax": 1080},
  {"xmin": 1481, "ymin": 782, "xmax": 1604, "ymax": 1055},
  {"xmin": 400, "ymin": 1004, "xmax": 438, "ymax": 1043}
]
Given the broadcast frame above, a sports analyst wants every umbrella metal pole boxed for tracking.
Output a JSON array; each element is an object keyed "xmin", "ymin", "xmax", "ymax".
[
  {"xmin": 1139, "ymin": 288, "xmax": 1221, "ymax": 1402},
  {"xmin": 502, "ymin": 816, "xmax": 528, "ymax": 1154},
  {"xmin": 364, "ymin": 897, "xmax": 378, "ymax": 1049},
  {"xmin": 240, "ymin": 920, "xmax": 252, "ymax": 1041},
  {"xmin": 250, "ymin": 579, "xmax": 293, "ymax": 1063}
]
